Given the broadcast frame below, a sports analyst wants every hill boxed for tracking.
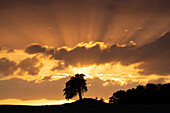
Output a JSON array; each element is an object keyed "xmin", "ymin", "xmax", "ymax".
[{"xmin": 0, "ymin": 98, "xmax": 170, "ymax": 113}]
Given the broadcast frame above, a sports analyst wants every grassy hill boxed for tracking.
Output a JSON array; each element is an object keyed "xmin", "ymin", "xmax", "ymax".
[{"xmin": 0, "ymin": 98, "xmax": 170, "ymax": 113}]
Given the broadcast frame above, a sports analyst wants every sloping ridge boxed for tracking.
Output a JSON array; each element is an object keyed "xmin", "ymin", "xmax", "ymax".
[{"xmin": 71, "ymin": 98, "xmax": 105, "ymax": 105}]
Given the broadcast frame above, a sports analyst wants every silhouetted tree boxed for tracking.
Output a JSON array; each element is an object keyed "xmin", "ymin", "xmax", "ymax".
[
  {"xmin": 109, "ymin": 83, "xmax": 170, "ymax": 104},
  {"xmin": 63, "ymin": 74, "xmax": 87, "ymax": 100},
  {"xmin": 99, "ymin": 98, "xmax": 104, "ymax": 103},
  {"xmin": 95, "ymin": 97, "xmax": 98, "ymax": 100}
]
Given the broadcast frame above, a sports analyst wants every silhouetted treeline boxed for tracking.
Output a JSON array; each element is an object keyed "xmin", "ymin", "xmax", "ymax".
[{"xmin": 109, "ymin": 83, "xmax": 170, "ymax": 104}]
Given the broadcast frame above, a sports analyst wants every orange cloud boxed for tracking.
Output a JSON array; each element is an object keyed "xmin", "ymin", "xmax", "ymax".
[{"xmin": 24, "ymin": 32, "xmax": 170, "ymax": 76}]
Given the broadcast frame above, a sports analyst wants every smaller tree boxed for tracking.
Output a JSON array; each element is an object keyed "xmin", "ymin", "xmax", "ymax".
[{"xmin": 63, "ymin": 74, "xmax": 87, "ymax": 100}]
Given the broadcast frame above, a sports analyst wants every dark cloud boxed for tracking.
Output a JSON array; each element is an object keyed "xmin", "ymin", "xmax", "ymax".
[
  {"xmin": 0, "ymin": 77, "xmax": 140, "ymax": 100},
  {"xmin": 7, "ymin": 49, "xmax": 15, "ymax": 53},
  {"xmin": 136, "ymin": 32, "xmax": 170, "ymax": 75},
  {"xmin": 0, "ymin": 56, "xmax": 44, "ymax": 77},
  {"xmin": 25, "ymin": 32, "xmax": 170, "ymax": 76},
  {"xmin": 25, "ymin": 43, "xmax": 137, "ymax": 66},
  {"xmin": 42, "ymin": 75, "xmax": 52, "ymax": 81},
  {"xmin": 0, "ymin": 57, "xmax": 17, "ymax": 77},
  {"xmin": 148, "ymin": 78, "xmax": 166, "ymax": 84},
  {"xmin": 18, "ymin": 57, "xmax": 44, "ymax": 75},
  {"xmin": 51, "ymin": 61, "xmax": 65, "ymax": 71},
  {"xmin": 25, "ymin": 44, "xmax": 47, "ymax": 54},
  {"xmin": 54, "ymin": 32, "xmax": 170, "ymax": 75}
]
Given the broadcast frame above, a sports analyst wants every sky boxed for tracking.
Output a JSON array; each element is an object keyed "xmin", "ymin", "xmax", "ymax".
[{"xmin": 0, "ymin": 0, "xmax": 170, "ymax": 105}]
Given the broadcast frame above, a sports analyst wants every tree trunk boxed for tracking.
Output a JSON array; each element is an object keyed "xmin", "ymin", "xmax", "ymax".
[{"xmin": 78, "ymin": 90, "xmax": 82, "ymax": 100}]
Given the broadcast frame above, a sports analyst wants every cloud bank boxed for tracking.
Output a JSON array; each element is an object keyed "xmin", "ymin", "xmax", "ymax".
[
  {"xmin": 0, "ymin": 56, "xmax": 44, "ymax": 78},
  {"xmin": 0, "ymin": 58, "xmax": 17, "ymax": 77},
  {"xmin": 25, "ymin": 32, "xmax": 170, "ymax": 76}
]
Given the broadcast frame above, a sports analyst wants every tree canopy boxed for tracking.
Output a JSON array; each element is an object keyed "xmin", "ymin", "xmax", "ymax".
[
  {"xmin": 109, "ymin": 83, "xmax": 170, "ymax": 104},
  {"xmin": 63, "ymin": 74, "xmax": 88, "ymax": 100}
]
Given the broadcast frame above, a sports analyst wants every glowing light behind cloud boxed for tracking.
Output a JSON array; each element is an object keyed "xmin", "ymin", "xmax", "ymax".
[
  {"xmin": 0, "ymin": 0, "xmax": 170, "ymax": 49},
  {"xmin": 0, "ymin": 48, "xmax": 142, "ymax": 84},
  {"xmin": 1, "ymin": 43, "xmax": 170, "ymax": 85}
]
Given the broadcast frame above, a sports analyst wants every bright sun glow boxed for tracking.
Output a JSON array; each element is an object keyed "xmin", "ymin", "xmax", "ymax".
[
  {"xmin": 71, "ymin": 66, "xmax": 95, "ymax": 78},
  {"xmin": 0, "ymin": 99, "xmax": 74, "ymax": 106},
  {"xmin": 71, "ymin": 62, "xmax": 142, "ymax": 84}
]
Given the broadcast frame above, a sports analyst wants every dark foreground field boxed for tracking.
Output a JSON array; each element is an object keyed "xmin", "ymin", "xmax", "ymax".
[{"xmin": 0, "ymin": 104, "xmax": 170, "ymax": 113}]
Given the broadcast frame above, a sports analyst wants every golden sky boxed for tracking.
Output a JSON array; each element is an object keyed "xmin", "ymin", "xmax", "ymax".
[{"xmin": 0, "ymin": 0, "xmax": 170, "ymax": 105}]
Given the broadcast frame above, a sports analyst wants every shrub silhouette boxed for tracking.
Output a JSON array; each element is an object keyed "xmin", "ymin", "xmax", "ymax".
[
  {"xmin": 63, "ymin": 74, "xmax": 87, "ymax": 100},
  {"xmin": 109, "ymin": 83, "xmax": 170, "ymax": 104}
]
